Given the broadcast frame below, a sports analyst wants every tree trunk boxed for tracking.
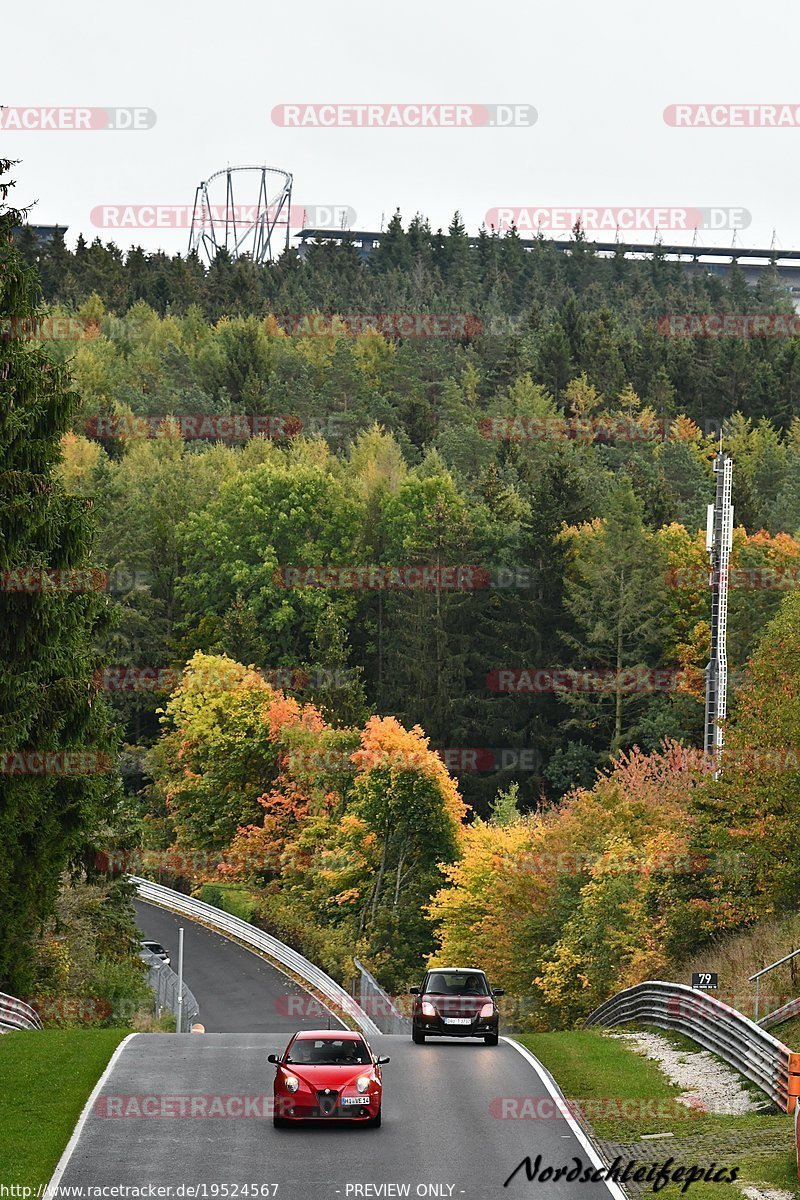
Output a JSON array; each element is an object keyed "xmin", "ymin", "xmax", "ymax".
[
  {"xmin": 370, "ymin": 831, "xmax": 389, "ymax": 924},
  {"xmin": 393, "ymin": 842, "xmax": 408, "ymax": 908}
]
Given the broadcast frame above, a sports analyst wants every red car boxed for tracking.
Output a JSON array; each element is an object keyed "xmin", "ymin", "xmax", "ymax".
[{"xmin": 268, "ymin": 1030, "xmax": 389, "ymax": 1127}]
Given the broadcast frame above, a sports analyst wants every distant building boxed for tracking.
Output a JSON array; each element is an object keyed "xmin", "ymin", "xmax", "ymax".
[
  {"xmin": 12, "ymin": 224, "xmax": 68, "ymax": 247},
  {"xmin": 296, "ymin": 228, "xmax": 800, "ymax": 309}
]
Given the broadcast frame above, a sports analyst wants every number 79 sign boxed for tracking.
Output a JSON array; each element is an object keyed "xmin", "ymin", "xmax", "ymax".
[{"xmin": 691, "ymin": 972, "xmax": 718, "ymax": 990}]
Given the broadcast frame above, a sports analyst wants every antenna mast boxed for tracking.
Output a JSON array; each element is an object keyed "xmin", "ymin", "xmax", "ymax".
[{"xmin": 704, "ymin": 450, "xmax": 734, "ymax": 775}]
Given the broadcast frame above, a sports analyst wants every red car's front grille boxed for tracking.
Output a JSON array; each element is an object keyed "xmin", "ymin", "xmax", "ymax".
[{"xmin": 316, "ymin": 1089, "xmax": 339, "ymax": 1115}]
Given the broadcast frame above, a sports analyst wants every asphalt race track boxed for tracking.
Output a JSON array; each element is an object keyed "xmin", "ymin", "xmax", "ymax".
[
  {"xmin": 56, "ymin": 1033, "xmax": 622, "ymax": 1199},
  {"xmin": 134, "ymin": 900, "xmax": 345, "ymax": 1033},
  {"xmin": 53, "ymin": 903, "xmax": 625, "ymax": 1198}
]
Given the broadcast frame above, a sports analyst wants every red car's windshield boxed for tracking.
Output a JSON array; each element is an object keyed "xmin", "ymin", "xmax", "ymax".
[
  {"xmin": 285, "ymin": 1037, "xmax": 370, "ymax": 1065},
  {"xmin": 425, "ymin": 972, "xmax": 490, "ymax": 996}
]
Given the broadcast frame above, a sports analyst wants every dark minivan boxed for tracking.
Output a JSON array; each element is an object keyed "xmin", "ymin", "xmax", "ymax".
[{"xmin": 410, "ymin": 967, "xmax": 504, "ymax": 1045}]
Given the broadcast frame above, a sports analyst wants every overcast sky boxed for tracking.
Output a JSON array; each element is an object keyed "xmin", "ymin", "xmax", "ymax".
[{"xmin": 4, "ymin": 0, "xmax": 800, "ymax": 259}]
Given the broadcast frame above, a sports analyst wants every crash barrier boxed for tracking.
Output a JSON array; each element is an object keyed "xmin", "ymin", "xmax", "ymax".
[
  {"xmin": 585, "ymin": 981, "xmax": 800, "ymax": 1113},
  {"xmin": 0, "ymin": 991, "xmax": 43, "ymax": 1033},
  {"xmin": 760, "ymin": 995, "xmax": 800, "ymax": 1031},
  {"xmin": 132, "ymin": 877, "xmax": 380, "ymax": 1037},
  {"xmin": 354, "ymin": 957, "xmax": 409, "ymax": 1034},
  {"xmin": 141, "ymin": 947, "xmax": 200, "ymax": 1032}
]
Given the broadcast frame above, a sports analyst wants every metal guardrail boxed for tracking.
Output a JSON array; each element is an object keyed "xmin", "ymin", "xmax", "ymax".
[
  {"xmin": 760, "ymin": 995, "xmax": 800, "ymax": 1031},
  {"xmin": 0, "ymin": 991, "xmax": 44, "ymax": 1033},
  {"xmin": 354, "ymin": 957, "xmax": 409, "ymax": 1034},
  {"xmin": 585, "ymin": 980, "xmax": 800, "ymax": 1113},
  {"xmin": 141, "ymin": 948, "xmax": 200, "ymax": 1032},
  {"xmin": 132, "ymin": 877, "xmax": 380, "ymax": 1037}
]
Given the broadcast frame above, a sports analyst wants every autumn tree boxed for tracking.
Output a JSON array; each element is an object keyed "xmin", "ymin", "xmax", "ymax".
[
  {"xmin": 350, "ymin": 716, "xmax": 467, "ymax": 988},
  {"xmin": 690, "ymin": 590, "xmax": 800, "ymax": 922},
  {"xmin": 150, "ymin": 654, "xmax": 286, "ymax": 849}
]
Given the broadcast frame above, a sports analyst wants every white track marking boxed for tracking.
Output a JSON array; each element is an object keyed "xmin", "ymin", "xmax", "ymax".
[
  {"xmin": 501, "ymin": 1036, "xmax": 629, "ymax": 1199},
  {"xmin": 47, "ymin": 1033, "xmax": 139, "ymax": 1191}
]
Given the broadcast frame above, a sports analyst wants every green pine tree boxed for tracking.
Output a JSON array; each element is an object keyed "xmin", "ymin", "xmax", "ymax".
[{"xmin": 0, "ymin": 163, "xmax": 116, "ymax": 990}]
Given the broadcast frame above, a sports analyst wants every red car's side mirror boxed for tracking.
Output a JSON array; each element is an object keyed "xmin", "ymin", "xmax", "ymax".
[
  {"xmin": 375, "ymin": 1055, "xmax": 390, "ymax": 1065},
  {"xmin": 267, "ymin": 1053, "xmax": 280, "ymax": 1064},
  {"xmin": 409, "ymin": 987, "xmax": 420, "ymax": 994}
]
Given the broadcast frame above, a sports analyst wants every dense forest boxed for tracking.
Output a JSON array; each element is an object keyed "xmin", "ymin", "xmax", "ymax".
[{"xmin": 3, "ymin": 190, "xmax": 800, "ymax": 1022}]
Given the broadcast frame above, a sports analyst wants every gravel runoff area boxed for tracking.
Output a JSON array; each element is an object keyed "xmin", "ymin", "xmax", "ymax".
[
  {"xmin": 598, "ymin": 1031, "xmax": 797, "ymax": 1200},
  {"xmin": 739, "ymin": 1189, "xmax": 796, "ymax": 1200},
  {"xmin": 609, "ymin": 1030, "xmax": 765, "ymax": 1116}
]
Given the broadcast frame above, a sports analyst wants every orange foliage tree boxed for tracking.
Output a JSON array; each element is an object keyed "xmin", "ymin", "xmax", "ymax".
[
  {"xmin": 150, "ymin": 655, "xmax": 468, "ymax": 988},
  {"xmin": 429, "ymin": 743, "xmax": 707, "ymax": 1026}
]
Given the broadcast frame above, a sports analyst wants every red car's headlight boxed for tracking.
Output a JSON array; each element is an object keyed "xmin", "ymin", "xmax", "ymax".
[
  {"xmin": 282, "ymin": 1073, "xmax": 300, "ymax": 1093},
  {"xmin": 421, "ymin": 1000, "xmax": 437, "ymax": 1017},
  {"xmin": 479, "ymin": 1002, "xmax": 495, "ymax": 1018},
  {"xmin": 356, "ymin": 1075, "xmax": 373, "ymax": 1094}
]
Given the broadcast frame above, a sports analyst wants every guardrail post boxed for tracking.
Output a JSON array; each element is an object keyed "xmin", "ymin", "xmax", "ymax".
[{"xmin": 789, "ymin": 1052, "xmax": 800, "ymax": 1115}]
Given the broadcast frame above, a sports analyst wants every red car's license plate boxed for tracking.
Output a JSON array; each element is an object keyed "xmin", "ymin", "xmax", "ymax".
[
  {"xmin": 444, "ymin": 1017, "xmax": 473, "ymax": 1025},
  {"xmin": 340, "ymin": 1096, "xmax": 369, "ymax": 1104}
]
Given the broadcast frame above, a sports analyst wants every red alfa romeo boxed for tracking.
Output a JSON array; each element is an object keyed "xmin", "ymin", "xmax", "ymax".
[{"xmin": 268, "ymin": 1030, "xmax": 389, "ymax": 1127}]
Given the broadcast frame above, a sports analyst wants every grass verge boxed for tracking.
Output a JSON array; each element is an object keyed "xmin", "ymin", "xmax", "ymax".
[
  {"xmin": 515, "ymin": 1029, "xmax": 799, "ymax": 1198},
  {"xmin": 196, "ymin": 883, "xmax": 256, "ymax": 922},
  {"xmin": 0, "ymin": 1028, "xmax": 130, "ymax": 1187}
]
